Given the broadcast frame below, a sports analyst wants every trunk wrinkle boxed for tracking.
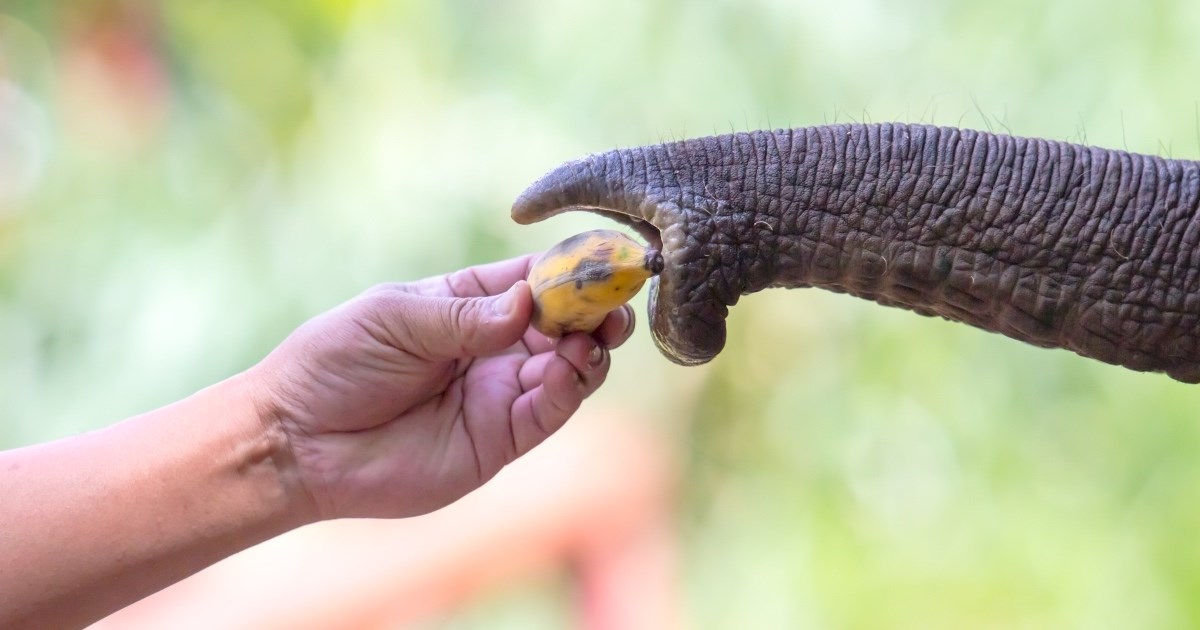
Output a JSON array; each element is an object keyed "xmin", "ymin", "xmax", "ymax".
[{"xmin": 511, "ymin": 123, "xmax": 1200, "ymax": 382}]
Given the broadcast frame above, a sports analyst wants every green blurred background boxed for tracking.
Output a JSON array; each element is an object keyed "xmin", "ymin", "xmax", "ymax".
[{"xmin": 4, "ymin": 0, "xmax": 1200, "ymax": 627}]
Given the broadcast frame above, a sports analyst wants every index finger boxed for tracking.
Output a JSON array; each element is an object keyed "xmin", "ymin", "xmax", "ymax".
[{"xmin": 396, "ymin": 254, "xmax": 538, "ymax": 299}]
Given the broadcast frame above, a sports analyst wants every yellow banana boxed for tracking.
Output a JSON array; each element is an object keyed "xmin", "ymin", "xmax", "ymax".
[{"xmin": 527, "ymin": 229, "xmax": 664, "ymax": 337}]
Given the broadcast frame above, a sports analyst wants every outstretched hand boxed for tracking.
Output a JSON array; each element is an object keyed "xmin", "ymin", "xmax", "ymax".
[{"xmin": 253, "ymin": 255, "xmax": 634, "ymax": 520}]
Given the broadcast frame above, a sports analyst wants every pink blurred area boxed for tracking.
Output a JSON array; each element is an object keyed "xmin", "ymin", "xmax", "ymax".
[
  {"xmin": 56, "ymin": 0, "xmax": 169, "ymax": 152},
  {"xmin": 89, "ymin": 406, "xmax": 682, "ymax": 629},
  {"xmin": 0, "ymin": 1, "xmax": 167, "ymax": 215}
]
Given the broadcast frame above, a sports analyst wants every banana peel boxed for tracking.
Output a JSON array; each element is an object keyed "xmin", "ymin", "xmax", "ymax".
[{"xmin": 527, "ymin": 229, "xmax": 664, "ymax": 337}]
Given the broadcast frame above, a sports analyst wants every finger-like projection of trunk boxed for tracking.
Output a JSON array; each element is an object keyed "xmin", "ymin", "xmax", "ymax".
[{"xmin": 511, "ymin": 123, "xmax": 1200, "ymax": 383}]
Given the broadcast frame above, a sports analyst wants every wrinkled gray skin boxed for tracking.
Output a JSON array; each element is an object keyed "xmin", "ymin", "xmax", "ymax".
[{"xmin": 512, "ymin": 123, "xmax": 1200, "ymax": 383}]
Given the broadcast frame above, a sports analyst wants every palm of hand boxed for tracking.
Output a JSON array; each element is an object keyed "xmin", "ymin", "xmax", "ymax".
[{"xmin": 255, "ymin": 256, "xmax": 629, "ymax": 519}]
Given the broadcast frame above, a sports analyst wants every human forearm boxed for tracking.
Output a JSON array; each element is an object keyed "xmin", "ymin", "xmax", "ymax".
[
  {"xmin": 0, "ymin": 253, "xmax": 629, "ymax": 628},
  {"xmin": 0, "ymin": 372, "xmax": 311, "ymax": 629}
]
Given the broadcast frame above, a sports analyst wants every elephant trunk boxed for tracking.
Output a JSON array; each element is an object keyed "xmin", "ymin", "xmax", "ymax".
[{"xmin": 512, "ymin": 123, "xmax": 1200, "ymax": 383}]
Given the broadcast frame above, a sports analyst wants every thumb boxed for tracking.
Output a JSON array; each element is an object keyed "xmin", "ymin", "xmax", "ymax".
[{"xmin": 387, "ymin": 281, "xmax": 532, "ymax": 360}]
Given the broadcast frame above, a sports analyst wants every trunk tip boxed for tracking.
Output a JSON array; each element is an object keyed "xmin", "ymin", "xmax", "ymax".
[
  {"xmin": 510, "ymin": 159, "xmax": 594, "ymax": 225},
  {"xmin": 510, "ymin": 179, "xmax": 553, "ymax": 225}
]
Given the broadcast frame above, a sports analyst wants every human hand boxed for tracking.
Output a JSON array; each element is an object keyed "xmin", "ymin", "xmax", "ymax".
[{"xmin": 252, "ymin": 255, "xmax": 634, "ymax": 521}]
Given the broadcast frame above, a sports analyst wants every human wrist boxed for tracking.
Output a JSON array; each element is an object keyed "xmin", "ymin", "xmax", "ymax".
[{"xmin": 224, "ymin": 367, "xmax": 322, "ymax": 529}]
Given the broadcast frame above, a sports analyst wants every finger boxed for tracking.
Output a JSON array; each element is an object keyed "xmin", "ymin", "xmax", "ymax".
[
  {"xmin": 398, "ymin": 254, "xmax": 538, "ymax": 299},
  {"xmin": 517, "ymin": 333, "xmax": 611, "ymax": 394},
  {"xmin": 371, "ymin": 281, "xmax": 533, "ymax": 359},
  {"xmin": 509, "ymin": 356, "xmax": 586, "ymax": 456},
  {"xmin": 554, "ymin": 333, "xmax": 610, "ymax": 396},
  {"xmin": 519, "ymin": 326, "xmax": 559, "ymax": 356},
  {"xmin": 518, "ymin": 305, "xmax": 634, "ymax": 357},
  {"xmin": 591, "ymin": 304, "xmax": 635, "ymax": 349},
  {"xmin": 518, "ymin": 351, "xmax": 558, "ymax": 393}
]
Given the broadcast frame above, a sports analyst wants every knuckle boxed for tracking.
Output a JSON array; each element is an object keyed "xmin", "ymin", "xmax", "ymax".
[
  {"xmin": 446, "ymin": 297, "xmax": 484, "ymax": 349},
  {"xmin": 444, "ymin": 267, "xmax": 485, "ymax": 297},
  {"xmin": 363, "ymin": 281, "xmax": 410, "ymax": 297},
  {"xmin": 348, "ymin": 290, "xmax": 421, "ymax": 346},
  {"xmin": 358, "ymin": 288, "xmax": 407, "ymax": 316},
  {"xmin": 447, "ymin": 297, "xmax": 470, "ymax": 329}
]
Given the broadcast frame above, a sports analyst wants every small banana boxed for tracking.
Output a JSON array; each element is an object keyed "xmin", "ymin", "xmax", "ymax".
[{"xmin": 527, "ymin": 229, "xmax": 664, "ymax": 337}]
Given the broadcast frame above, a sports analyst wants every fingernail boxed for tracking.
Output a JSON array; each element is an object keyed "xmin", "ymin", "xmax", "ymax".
[
  {"xmin": 492, "ymin": 283, "xmax": 520, "ymax": 317},
  {"xmin": 587, "ymin": 344, "xmax": 604, "ymax": 368}
]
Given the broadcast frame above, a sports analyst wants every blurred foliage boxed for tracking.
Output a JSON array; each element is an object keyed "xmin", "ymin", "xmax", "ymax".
[{"xmin": 4, "ymin": 0, "xmax": 1200, "ymax": 627}]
